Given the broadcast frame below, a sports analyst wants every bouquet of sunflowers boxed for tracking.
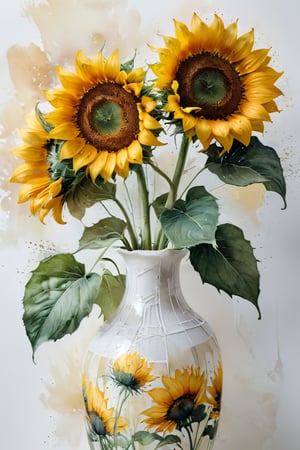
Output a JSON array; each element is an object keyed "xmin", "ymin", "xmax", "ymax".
[{"xmin": 10, "ymin": 12, "xmax": 286, "ymax": 358}]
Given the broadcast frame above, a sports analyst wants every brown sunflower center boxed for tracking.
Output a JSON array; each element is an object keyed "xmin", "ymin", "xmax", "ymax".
[
  {"xmin": 167, "ymin": 395, "xmax": 195, "ymax": 422},
  {"xmin": 77, "ymin": 82, "xmax": 139, "ymax": 152},
  {"xmin": 176, "ymin": 53, "xmax": 243, "ymax": 119}
]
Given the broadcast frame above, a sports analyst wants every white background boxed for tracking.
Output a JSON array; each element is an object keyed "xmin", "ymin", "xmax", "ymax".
[{"xmin": 0, "ymin": 1, "xmax": 299, "ymax": 449}]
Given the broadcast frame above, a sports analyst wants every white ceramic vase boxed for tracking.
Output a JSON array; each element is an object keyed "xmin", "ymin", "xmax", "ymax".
[{"xmin": 82, "ymin": 249, "xmax": 222, "ymax": 450}]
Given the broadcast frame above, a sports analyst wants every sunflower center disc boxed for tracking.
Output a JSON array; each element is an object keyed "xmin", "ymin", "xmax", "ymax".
[
  {"xmin": 176, "ymin": 53, "xmax": 243, "ymax": 119},
  {"xmin": 167, "ymin": 395, "xmax": 195, "ymax": 421},
  {"xmin": 77, "ymin": 83, "xmax": 139, "ymax": 152},
  {"xmin": 89, "ymin": 411, "xmax": 106, "ymax": 436}
]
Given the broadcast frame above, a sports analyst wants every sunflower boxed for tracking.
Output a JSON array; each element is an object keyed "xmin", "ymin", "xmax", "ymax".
[
  {"xmin": 150, "ymin": 13, "xmax": 283, "ymax": 152},
  {"xmin": 82, "ymin": 377, "xmax": 127, "ymax": 437},
  {"xmin": 112, "ymin": 351, "xmax": 157, "ymax": 393},
  {"xmin": 206, "ymin": 364, "xmax": 222, "ymax": 420},
  {"xmin": 44, "ymin": 49, "xmax": 163, "ymax": 182},
  {"xmin": 142, "ymin": 366, "xmax": 207, "ymax": 433},
  {"xmin": 9, "ymin": 110, "xmax": 66, "ymax": 224}
]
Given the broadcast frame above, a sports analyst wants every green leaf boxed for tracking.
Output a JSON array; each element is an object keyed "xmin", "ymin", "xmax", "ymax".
[
  {"xmin": 154, "ymin": 435, "xmax": 181, "ymax": 449},
  {"xmin": 151, "ymin": 192, "xmax": 168, "ymax": 218},
  {"xmin": 132, "ymin": 431, "xmax": 181, "ymax": 448},
  {"xmin": 23, "ymin": 254, "xmax": 101, "ymax": 358},
  {"xmin": 79, "ymin": 217, "xmax": 127, "ymax": 250},
  {"xmin": 206, "ymin": 137, "xmax": 286, "ymax": 208},
  {"xmin": 133, "ymin": 431, "xmax": 161, "ymax": 446},
  {"xmin": 160, "ymin": 186, "xmax": 219, "ymax": 248},
  {"xmin": 189, "ymin": 223, "xmax": 261, "ymax": 317},
  {"xmin": 94, "ymin": 270, "xmax": 126, "ymax": 320},
  {"xmin": 66, "ymin": 177, "xmax": 116, "ymax": 220}
]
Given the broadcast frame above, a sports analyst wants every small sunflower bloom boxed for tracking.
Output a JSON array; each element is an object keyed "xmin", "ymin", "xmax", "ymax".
[
  {"xmin": 9, "ymin": 110, "xmax": 66, "ymax": 224},
  {"xmin": 45, "ymin": 49, "xmax": 163, "ymax": 182},
  {"xmin": 150, "ymin": 13, "xmax": 283, "ymax": 152},
  {"xmin": 206, "ymin": 365, "xmax": 223, "ymax": 420},
  {"xmin": 142, "ymin": 366, "xmax": 207, "ymax": 433},
  {"xmin": 112, "ymin": 351, "xmax": 157, "ymax": 393},
  {"xmin": 82, "ymin": 377, "xmax": 127, "ymax": 437}
]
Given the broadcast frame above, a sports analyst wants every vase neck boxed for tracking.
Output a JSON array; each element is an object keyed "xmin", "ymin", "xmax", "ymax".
[{"xmin": 120, "ymin": 249, "xmax": 189, "ymax": 304}]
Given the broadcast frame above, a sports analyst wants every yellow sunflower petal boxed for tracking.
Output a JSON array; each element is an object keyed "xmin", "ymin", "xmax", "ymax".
[
  {"xmin": 100, "ymin": 152, "xmax": 117, "ymax": 182},
  {"xmin": 195, "ymin": 119, "xmax": 213, "ymax": 145},
  {"xmin": 236, "ymin": 48, "xmax": 270, "ymax": 75},
  {"xmin": 87, "ymin": 151, "xmax": 108, "ymax": 182},
  {"xmin": 17, "ymin": 178, "xmax": 49, "ymax": 202},
  {"xmin": 12, "ymin": 145, "xmax": 47, "ymax": 162},
  {"xmin": 139, "ymin": 129, "xmax": 163, "ymax": 147},
  {"xmin": 46, "ymin": 106, "xmax": 76, "ymax": 125},
  {"xmin": 105, "ymin": 50, "xmax": 121, "ymax": 81},
  {"xmin": 127, "ymin": 140, "xmax": 142, "ymax": 164},
  {"xmin": 60, "ymin": 138, "xmax": 86, "ymax": 160},
  {"xmin": 73, "ymin": 144, "xmax": 98, "ymax": 172},
  {"xmin": 49, "ymin": 122, "xmax": 80, "ymax": 140},
  {"xmin": 228, "ymin": 115, "xmax": 252, "ymax": 145},
  {"xmin": 229, "ymin": 28, "xmax": 254, "ymax": 62},
  {"xmin": 116, "ymin": 148, "xmax": 129, "ymax": 171},
  {"xmin": 10, "ymin": 162, "xmax": 48, "ymax": 183},
  {"xmin": 18, "ymin": 128, "xmax": 47, "ymax": 146},
  {"xmin": 239, "ymin": 102, "xmax": 271, "ymax": 121}
]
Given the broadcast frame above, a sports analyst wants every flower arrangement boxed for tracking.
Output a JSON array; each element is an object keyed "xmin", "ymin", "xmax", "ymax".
[{"xmin": 10, "ymin": 11, "xmax": 286, "ymax": 358}]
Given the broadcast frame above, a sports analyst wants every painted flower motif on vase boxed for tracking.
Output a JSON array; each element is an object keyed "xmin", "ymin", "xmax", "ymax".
[
  {"xmin": 111, "ymin": 351, "xmax": 157, "ymax": 394},
  {"xmin": 82, "ymin": 353, "xmax": 222, "ymax": 450}
]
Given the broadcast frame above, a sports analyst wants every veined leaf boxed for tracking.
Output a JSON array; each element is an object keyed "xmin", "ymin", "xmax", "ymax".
[
  {"xmin": 66, "ymin": 176, "xmax": 116, "ymax": 220},
  {"xmin": 160, "ymin": 186, "xmax": 219, "ymax": 248},
  {"xmin": 206, "ymin": 137, "xmax": 286, "ymax": 208},
  {"xmin": 189, "ymin": 223, "xmax": 261, "ymax": 317},
  {"xmin": 79, "ymin": 217, "xmax": 127, "ymax": 250},
  {"xmin": 23, "ymin": 253, "xmax": 101, "ymax": 358},
  {"xmin": 94, "ymin": 270, "xmax": 126, "ymax": 320}
]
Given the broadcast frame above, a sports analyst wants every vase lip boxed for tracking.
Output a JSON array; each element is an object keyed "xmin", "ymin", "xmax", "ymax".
[{"xmin": 119, "ymin": 248, "xmax": 189, "ymax": 259}]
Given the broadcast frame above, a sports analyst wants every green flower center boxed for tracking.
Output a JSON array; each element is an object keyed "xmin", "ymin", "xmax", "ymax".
[
  {"xmin": 89, "ymin": 411, "xmax": 107, "ymax": 436},
  {"xmin": 91, "ymin": 101, "xmax": 123, "ymax": 136},
  {"xmin": 167, "ymin": 395, "xmax": 195, "ymax": 422},
  {"xmin": 192, "ymin": 68, "xmax": 227, "ymax": 105},
  {"xmin": 176, "ymin": 53, "xmax": 243, "ymax": 119},
  {"xmin": 112, "ymin": 370, "xmax": 140, "ymax": 392},
  {"xmin": 77, "ymin": 82, "xmax": 139, "ymax": 152}
]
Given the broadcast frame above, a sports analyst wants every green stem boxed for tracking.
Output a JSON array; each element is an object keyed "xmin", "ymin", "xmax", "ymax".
[
  {"xmin": 134, "ymin": 164, "xmax": 152, "ymax": 250},
  {"xmin": 156, "ymin": 135, "xmax": 190, "ymax": 249},
  {"xmin": 101, "ymin": 257, "xmax": 122, "ymax": 275},
  {"xmin": 180, "ymin": 165, "xmax": 207, "ymax": 198},
  {"xmin": 147, "ymin": 159, "xmax": 174, "ymax": 189},
  {"xmin": 166, "ymin": 134, "xmax": 190, "ymax": 208},
  {"xmin": 114, "ymin": 198, "xmax": 139, "ymax": 249},
  {"xmin": 185, "ymin": 425, "xmax": 195, "ymax": 450}
]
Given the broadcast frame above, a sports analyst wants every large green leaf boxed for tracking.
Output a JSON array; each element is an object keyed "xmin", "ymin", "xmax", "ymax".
[
  {"xmin": 94, "ymin": 270, "xmax": 126, "ymax": 320},
  {"xmin": 23, "ymin": 253, "xmax": 101, "ymax": 358},
  {"xmin": 66, "ymin": 176, "xmax": 116, "ymax": 220},
  {"xmin": 79, "ymin": 217, "xmax": 127, "ymax": 250},
  {"xmin": 206, "ymin": 137, "xmax": 286, "ymax": 207},
  {"xmin": 189, "ymin": 223, "xmax": 261, "ymax": 317},
  {"xmin": 160, "ymin": 186, "xmax": 219, "ymax": 248}
]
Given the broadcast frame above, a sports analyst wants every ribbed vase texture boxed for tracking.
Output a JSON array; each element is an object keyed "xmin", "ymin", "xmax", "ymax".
[{"xmin": 82, "ymin": 249, "xmax": 222, "ymax": 450}]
